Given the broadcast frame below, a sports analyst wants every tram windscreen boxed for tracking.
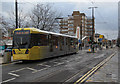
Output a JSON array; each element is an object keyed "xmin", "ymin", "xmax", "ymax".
[{"xmin": 13, "ymin": 30, "xmax": 30, "ymax": 49}]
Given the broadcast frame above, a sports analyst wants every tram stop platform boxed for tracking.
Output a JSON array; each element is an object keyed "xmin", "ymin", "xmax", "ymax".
[{"xmin": 86, "ymin": 50, "xmax": 119, "ymax": 84}]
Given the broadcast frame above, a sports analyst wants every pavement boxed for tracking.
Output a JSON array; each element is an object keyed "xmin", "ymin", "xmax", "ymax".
[{"xmin": 86, "ymin": 47, "xmax": 119, "ymax": 83}]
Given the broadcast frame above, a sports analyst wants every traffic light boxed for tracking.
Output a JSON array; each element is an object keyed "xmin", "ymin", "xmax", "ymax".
[
  {"xmin": 90, "ymin": 37, "xmax": 92, "ymax": 41},
  {"xmin": 88, "ymin": 37, "xmax": 92, "ymax": 44}
]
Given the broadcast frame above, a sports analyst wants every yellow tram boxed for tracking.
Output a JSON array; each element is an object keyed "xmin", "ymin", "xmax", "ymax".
[{"xmin": 12, "ymin": 28, "xmax": 78, "ymax": 61}]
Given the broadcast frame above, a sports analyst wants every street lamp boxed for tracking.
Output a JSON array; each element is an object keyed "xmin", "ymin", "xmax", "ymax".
[
  {"xmin": 15, "ymin": 0, "xmax": 18, "ymax": 29},
  {"xmin": 88, "ymin": 6, "xmax": 98, "ymax": 52}
]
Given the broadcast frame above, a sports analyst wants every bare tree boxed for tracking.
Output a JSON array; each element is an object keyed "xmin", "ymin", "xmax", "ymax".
[
  {"xmin": 0, "ymin": 14, "xmax": 9, "ymax": 36},
  {"xmin": 29, "ymin": 3, "xmax": 61, "ymax": 32},
  {"xmin": 8, "ymin": 8, "xmax": 28, "ymax": 28}
]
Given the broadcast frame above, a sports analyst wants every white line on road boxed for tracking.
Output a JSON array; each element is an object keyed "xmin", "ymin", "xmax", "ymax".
[
  {"xmin": 54, "ymin": 62, "xmax": 64, "ymax": 66},
  {"xmin": 32, "ymin": 68, "xmax": 47, "ymax": 73},
  {"xmin": 66, "ymin": 60, "xmax": 70, "ymax": 62},
  {"xmin": 2, "ymin": 78, "xmax": 16, "ymax": 83},
  {"xmin": 11, "ymin": 67, "xmax": 26, "ymax": 72},
  {"xmin": 27, "ymin": 67, "xmax": 38, "ymax": 72},
  {"xmin": 37, "ymin": 64, "xmax": 51, "ymax": 68},
  {"xmin": 8, "ymin": 73, "xmax": 20, "ymax": 77}
]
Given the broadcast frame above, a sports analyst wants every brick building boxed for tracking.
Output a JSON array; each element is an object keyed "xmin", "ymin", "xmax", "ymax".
[
  {"xmin": 59, "ymin": 11, "xmax": 95, "ymax": 46},
  {"xmin": 86, "ymin": 17, "xmax": 95, "ymax": 37}
]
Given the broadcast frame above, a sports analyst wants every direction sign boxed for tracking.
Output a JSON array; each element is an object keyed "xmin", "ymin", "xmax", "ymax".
[
  {"xmin": 78, "ymin": 39, "xmax": 82, "ymax": 43},
  {"xmin": 98, "ymin": 38, "xmax": 102, "ymax": 42},
  {"xmin": 99, "ymin": 35, "xmax": 103, "ymax": 38}
]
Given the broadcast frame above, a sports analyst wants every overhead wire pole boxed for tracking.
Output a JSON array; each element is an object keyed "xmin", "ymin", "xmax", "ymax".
[
  {"xmin": 88, "ymin": 6, "xmax": 98, "ymax": 52},
  {"xmin": 15, "ymin": 0, "xmax": 18, "ymax": 29}
]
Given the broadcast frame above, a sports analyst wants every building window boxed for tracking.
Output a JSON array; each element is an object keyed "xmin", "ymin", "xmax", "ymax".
[
  {"xmin": 61, "ymin": 29, "xmax": 68, "ymax": 31},
  {"xmin": 68, "ymin": 24, "xmax": 74, "ymax": 27},
  {"xmin": 73, "ymin": 15, "xmax": 79, "ymax": 16},
  {"xmin": 62, "ymin": 26, "xmax": 68, "ymax": 28},
  {"xmin": 68, "ymin": 28, "xmax": 74, "ymax": 30},
  {"xmin": 68, "ymin": 20, "xmax": 74, "ymax": 23},
  {"xmin": 68, "ymin": 31, "xmax": 74, "ymax": 34}
]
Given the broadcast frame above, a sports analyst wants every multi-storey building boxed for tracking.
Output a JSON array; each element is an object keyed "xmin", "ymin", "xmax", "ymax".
[
  {"xmin": 59, "ymin": 17, "xmax": 68, "ymax": 35},
  {"xmin": 80, "ymin": 13, "xmax": 88, "ymax": 38},
  {"xmin": 60, "ymin": 11, "xmax": 81, "ymax": 36},
  {"xmin": 86, "ymin": 17, "xmax": 95, "ymax": 37},
  {"xmin": 59, "ymin": 11, "xmax": 95, "ymax": 45}
]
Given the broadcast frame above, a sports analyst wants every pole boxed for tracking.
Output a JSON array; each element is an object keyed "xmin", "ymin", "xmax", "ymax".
[
  {"xmin": 88, "ymin": 7, "xmax": 97, "ymax": 52},
  {"xmin": 15, "ymin": 0, "xmax": 18, "ymax": 29},
  {"xmin": 92, "ymin": 8, "xmax": 94, "ymax": 52},
  {"xmin": 0, "ymin": 29, "xmax": 2, "ymax": 41},
  {"xmin": 92, "ymin": 8, "xmax": 94, "ymax": 43},
  {"xmin": 80, "ymin": 25, "xmax": 82, "ymax": 50}
]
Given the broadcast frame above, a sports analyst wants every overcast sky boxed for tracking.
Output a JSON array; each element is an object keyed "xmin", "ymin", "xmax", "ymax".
[{"xmin": 1, "ymin": 0, "xmax": 119, "ymax": 40}]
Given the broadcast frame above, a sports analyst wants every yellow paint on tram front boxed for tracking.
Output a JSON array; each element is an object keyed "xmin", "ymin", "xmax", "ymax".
[
  {"xmin": 13, "ymin": 49, "xmax": 30, "ymax": 60},
  {"xmin": 13, "ymin": 46, "xmax": 49, "ymax": 61}
]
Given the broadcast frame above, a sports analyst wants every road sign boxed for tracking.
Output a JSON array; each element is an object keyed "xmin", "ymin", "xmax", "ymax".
[
  {"xmin": 99, "ymin": 35, "xmax": 103, "ymax": 38},
  {"xmin": 98, "ymin": 38, "xmax": 102, "ymax": 42},
  {"xmin": 78, "ymin": 40, "xmax": 82, "ymax": 43}
]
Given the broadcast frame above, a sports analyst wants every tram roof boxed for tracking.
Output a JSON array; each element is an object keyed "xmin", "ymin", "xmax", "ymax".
[{"xmin": 14, "ymin": 28, "xmax": 77, "ymax": 38}]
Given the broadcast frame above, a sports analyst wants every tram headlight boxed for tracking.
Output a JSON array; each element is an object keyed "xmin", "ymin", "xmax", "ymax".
[{"xmin": 25, "ymin": 49, "xmax": 29, "ymax": 54}]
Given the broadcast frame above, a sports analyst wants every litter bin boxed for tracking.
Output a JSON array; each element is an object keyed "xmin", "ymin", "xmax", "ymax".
[{"xmin": 3, "ymin": 49, "xmax": 11, "ymax": 63}]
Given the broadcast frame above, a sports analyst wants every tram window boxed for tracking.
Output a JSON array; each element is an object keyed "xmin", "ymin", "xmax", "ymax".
[
  {"xmin": 39, "ymin": 34, "xmax": 48, "ymax": 46},
  {"xmin": 66, "ymin": 38, "xmax": 68, "ymax": 45},
  {"xmin": 60, "ymin": 37, "xmax": 64, "ymax": 45},
  {"xmin": 76, "ymin": 39, "xmax": 78, "ymax": 44},
  {"xmin": 30, "ymin": 34, "xmax": 39, "ymax": 47},
  {"xmin": 62, "ymin": 37, "xmax": 64, "ymax": 45},
  {"xmin": 51, "ymin": 35, "xmax": 58, "ymax": 46},
  {"xmin": 70, "ymin": 38, "xmax": 73, "ymax": 45},
  {"xmin": 30, "ymin": 34, "xmax": 48, "ymax": 47}
]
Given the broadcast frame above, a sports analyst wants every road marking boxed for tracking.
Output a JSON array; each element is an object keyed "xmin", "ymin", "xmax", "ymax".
[
  {"xmin": 66, "ymin": 61, "xmax": 70, "ymax": 62},
  {"xmin": 32, "ymin": 68, "xmax": 47, "ymax": 73},
  {"xmin": 74, "ymin": 52, "xmax": 116, "ymax": 84},
  {"xmin": 8, "ymin": 73, "xmax": 20, "ymax": 77},
  {"xmin": 37, "ymin": 64, "xmax": 51, "ymax": 68},
  {"xmin": 2, "ymin": 78, "xmax": 16, "ymax": 83},
  {"xmin": 27, "ymin": 67, "xmax": 38, "ymax": 72},
  {"xmin": 54, "ymin": 62, "xmax": 64, "ymax": 66},
  {"xmin": 11, "ymin": 67, "xmax": 26, "ymax": 72}
]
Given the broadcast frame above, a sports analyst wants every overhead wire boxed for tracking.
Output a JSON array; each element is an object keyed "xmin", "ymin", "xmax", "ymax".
[{"xmin": 89, "ymin": 0, "xmax": 117, "ymax": 39}]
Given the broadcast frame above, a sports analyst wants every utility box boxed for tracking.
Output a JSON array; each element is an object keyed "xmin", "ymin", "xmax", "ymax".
[{"xmin": 3, "ymin": 49, "xmax": 11, "ymax": 63}]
